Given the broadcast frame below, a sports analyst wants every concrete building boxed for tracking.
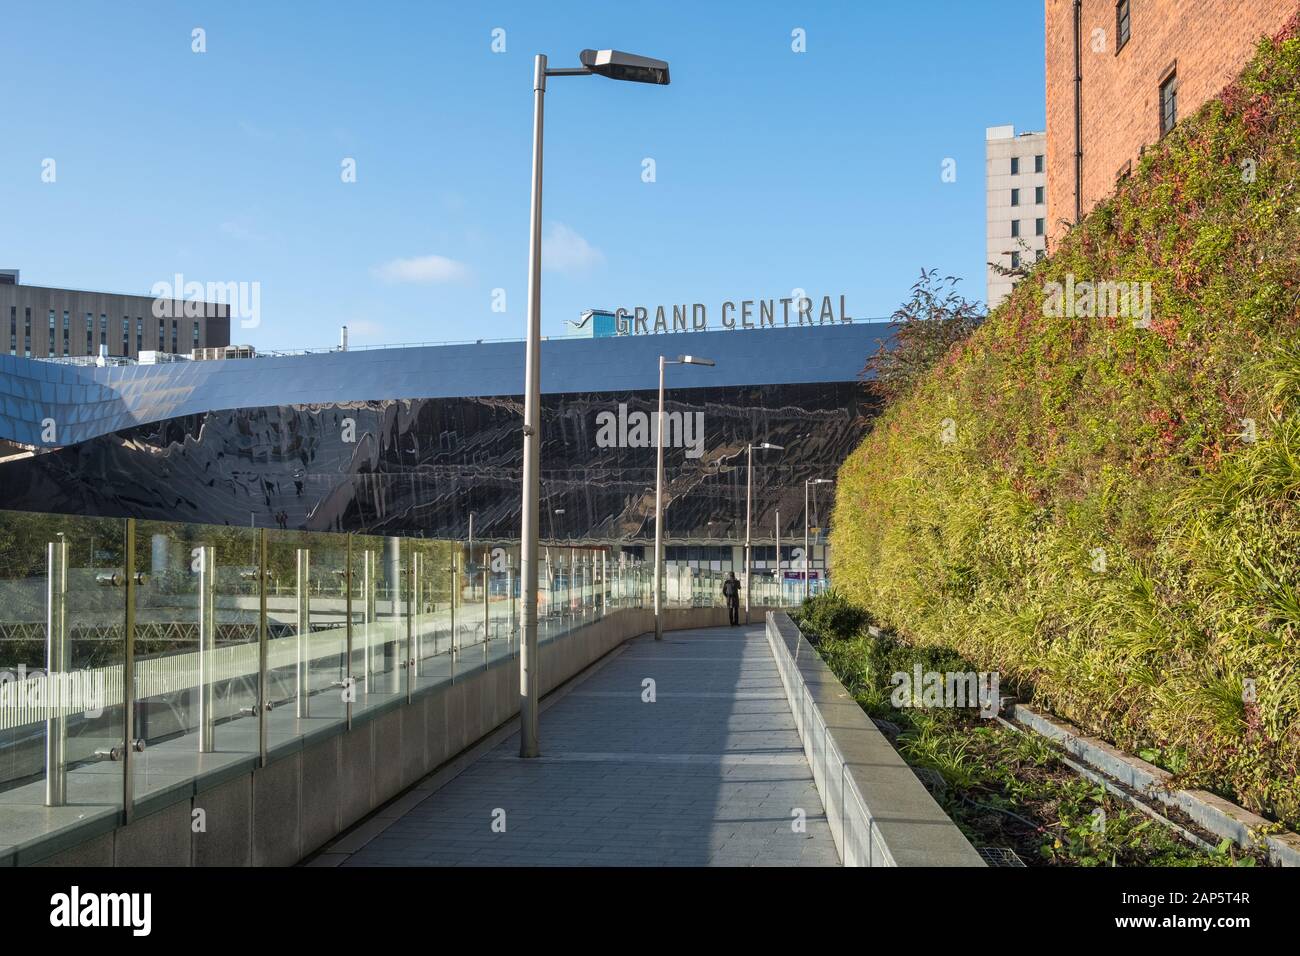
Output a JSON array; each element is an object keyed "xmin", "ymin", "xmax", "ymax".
[
  {"xmin": 1044, "ymin": 0, "xmax": 1297, "ymax": 245},
  {"xmin": 985, "ymin": 126, "xmax": 1048, "ymax": 309},
  {"xmin": 0, "ymin": 271, "xmax": 230, "ymax": 361}
]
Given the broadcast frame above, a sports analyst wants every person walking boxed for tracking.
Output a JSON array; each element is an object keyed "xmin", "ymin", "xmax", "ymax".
[{"xmin": 722, "ymin": 571, "xmax": 740, "ymax": 626}]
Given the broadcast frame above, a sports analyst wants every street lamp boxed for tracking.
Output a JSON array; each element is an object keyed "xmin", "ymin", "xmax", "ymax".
[
  {"xmin": 519, "ymin": 48, "xmax": 670, "ymax": 759},
  {"xmin": 654, "ymin": 354, "xmax": 714, "ymax": 641},
  {"xmin": 804, "ymin": 478, "xmax": 832, "ymax": 601},
  {"xmin": 745, "ymin": 442, "xmax": 783, "ymax": 623},
  {"xmin": 775, "ymin": 507, "xmax": 782, "ymax": 608}
]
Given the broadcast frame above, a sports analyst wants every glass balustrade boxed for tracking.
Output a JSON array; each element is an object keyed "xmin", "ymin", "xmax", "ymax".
[{"xmin": 0, "ymin": 506, "xmax": 814, "ymax": 858}]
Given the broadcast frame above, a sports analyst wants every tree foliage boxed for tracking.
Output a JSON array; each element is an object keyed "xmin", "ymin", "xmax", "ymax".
[{"xmin": 864, "ymin": 269, "xmax": 985, "ymax": 403}]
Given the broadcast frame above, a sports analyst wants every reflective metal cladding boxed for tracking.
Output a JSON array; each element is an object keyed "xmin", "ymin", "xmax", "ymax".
[{"xmin": 0, "ymin": 323, "xmax": 888, "ymax": 541}]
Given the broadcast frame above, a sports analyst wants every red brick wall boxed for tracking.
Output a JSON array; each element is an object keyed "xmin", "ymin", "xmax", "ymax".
[{"xmin": 1045, "ymin": 0, "xmax": 1297, "ymax": 245}]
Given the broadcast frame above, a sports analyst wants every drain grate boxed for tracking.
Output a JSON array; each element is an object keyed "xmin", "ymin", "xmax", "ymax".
[
  {"xmin": 977, "ymin": 846, "xmax": 1026, "ymax": 867},
  {"xmin": 912, "ymin": 766, "xmax": 947, "ymax": 794},
  {"xmin": 871, "ymin": 717, "xmax": 901, "ymax": 740}
]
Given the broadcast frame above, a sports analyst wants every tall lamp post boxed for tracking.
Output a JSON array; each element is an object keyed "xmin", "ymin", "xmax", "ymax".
[
  {"xmin": 804, "ymin": 478, "xmax": 832, "ymax": 601},
  {"xmin": 744, "ymin": 443, "xmax": 783, "ymax": 623},
  {"xmin": 520, "ymin": 48, "xmax": 671, "ymax": 759},
  {"xmin": 654, "ymin": 354, "xmax": 714, "ymax": 640}
]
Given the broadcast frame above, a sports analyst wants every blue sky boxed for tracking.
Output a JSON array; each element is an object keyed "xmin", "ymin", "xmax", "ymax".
[{"xmin": 0, "ymin": 0, "xmax": 1046, "ymax": 350}]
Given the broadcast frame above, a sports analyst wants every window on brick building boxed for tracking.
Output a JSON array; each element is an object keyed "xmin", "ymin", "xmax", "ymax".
[
  {"xmin": 1034, "ymin": 154, "xmax": 1044, "ymax": 173},
  {"xmin": 1160, "ymin": 70, "xmax": 1179, "ymax": 136},
  {"xmin": 1011, "ymin": 188, "xmax": 1020, "ymax": 206},
  {"xmin": 1035, "ymin": 218, "xmax": 1045, "ymax": 236},
  {"xmin": 1116, "ymin": 1, "xmax": 1131, "ymax": 52},
  {"xmin": 1010, "ymin": 251, "xmax": 1021, "ymax": 269},
  {"xmin": 1035, "ymin": 185, "xmax": 1044, "ymax": 204},
  {"xmin": 1010, "ymin": 156, "xmax": 1019, "ymax": 175},
  {"xmin": 1011, "ymin": 219, "xmax": 1020, "ymax": 238}
]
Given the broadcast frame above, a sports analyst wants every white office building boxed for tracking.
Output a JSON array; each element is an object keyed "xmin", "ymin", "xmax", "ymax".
[{"xmin": 985, "ymin": 125, "xmax": 1047, "ymax": 309}]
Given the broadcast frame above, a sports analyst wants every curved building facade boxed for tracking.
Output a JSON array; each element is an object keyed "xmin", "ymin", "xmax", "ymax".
[{"xmin": 0, "ymin": 323, "xmax": 885, "ymax": 547}]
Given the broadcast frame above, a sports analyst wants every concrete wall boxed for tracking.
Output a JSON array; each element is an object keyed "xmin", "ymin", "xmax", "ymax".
[
  {"xmin": 765, "ymin": 611, "xmax": 985, "ymax": 867},
  {"xmin": 28, "ymin": 606, "xmax": 735, "ymax": 867}
]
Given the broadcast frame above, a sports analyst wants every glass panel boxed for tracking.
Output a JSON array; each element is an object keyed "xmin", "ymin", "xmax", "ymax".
[
  {"xmin": 406, "ymin": 538, "xmax": 446, "ymax": 694},
  {"xmin": 0, "ymin": 513, "xmax": 125, "ymax": 848},
  {"xmin": 262, "ymin": 528, "xmax": 345, "ymax": 752},
  {"xmin": 130, "ymin": 520, "xmax": 261, "ymax": 807}
]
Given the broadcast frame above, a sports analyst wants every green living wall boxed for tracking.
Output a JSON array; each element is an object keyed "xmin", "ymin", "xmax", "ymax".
[{"xmin": 830, "ymin": 15, "xmax": 1300, "ymax": 830}]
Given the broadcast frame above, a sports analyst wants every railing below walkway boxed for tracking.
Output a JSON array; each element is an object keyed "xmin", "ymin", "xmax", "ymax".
[{"xmin": 0, "ymin": 507, "xmax": 776, "ymax": 863}]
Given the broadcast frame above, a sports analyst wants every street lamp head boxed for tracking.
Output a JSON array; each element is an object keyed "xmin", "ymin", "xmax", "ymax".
[
  {"xmin": 807, "ymin": 478, "xmax": 832, "ymax": 485},
  {"xmin": 758, "ymin": 442, "xmax": 785, "ymax": 451},
  {"xmin": 677, "ymin": 355, "xmax": 715, "ymax": 366},
  {"xmin": 579, "ymin": 48, "xmax": 671, "ymax": 85}
]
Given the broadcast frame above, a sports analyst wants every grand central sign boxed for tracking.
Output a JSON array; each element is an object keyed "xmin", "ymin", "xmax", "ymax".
[{"xmin": 612, "ymin": 294, "xmax": 853, "ymax": 335}]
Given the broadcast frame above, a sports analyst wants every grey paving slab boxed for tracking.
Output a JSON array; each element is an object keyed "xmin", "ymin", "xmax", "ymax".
[{"xmin": 334, "ymin": 625, "xmax": 838, "ymax": 867}]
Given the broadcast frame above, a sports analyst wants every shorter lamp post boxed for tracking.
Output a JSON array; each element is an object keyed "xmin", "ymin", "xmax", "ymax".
[
  {"xmin": 804, "ymin": 478, "xmax": 832, "ymax": 601},
  {"xmin": 654, "ymin": 354, "xmax": 715, "ymax": 640},
  {"xmin": 775, "ymin": 507, "xmax": 782, "ymax": 608},
  {"xmin": 744, "ymin": 442, "xmax": 783, "ymax": 623}
]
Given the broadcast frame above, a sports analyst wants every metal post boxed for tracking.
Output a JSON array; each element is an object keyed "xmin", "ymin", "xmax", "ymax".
[
  {"xmin": 405, "ymin": 542, "xmax": 414, "ymax": 704},
  {"xmin": 449, "ymin": 553, "xmax": 458, "ymax": 681},
  {"xmin": 44, "ymin": 538, "xmax": 69, "ymax": 807},
  {"xmin": 568, "ymin": 547, "xmax": 575, "ymax": 617},
  {"xmin": 123, "ymin": 520, "xmax": 138, "ymax": 818},
  {"xmin": 483, "ymin": 551, "xmax": 490, "ymax": 656},
  {"xmin": 519, "ymin": 53, "xmax": 546, "ymax": 756},
  {"xmin": 507, "ymin": 555, "xmax": 515, "ymax": 649},
  {"xmin": 804, "ymin": 482, "xmax": 811, "ymax": 602},
  {"xmin": 410, "ymin": 550, "xmax": 422, "ymax": 679},
  {"xmin": 257, "ymin": 529, "xmax": 268, "ymax": 767},
  {"xmin": 345, "ymin": 534, "xmax": 354, "ymax": 728},
  {"xmin": 363, "ymin": 549, "xmax": 376, "ymax": 692},
  {"xmin": 776, "ymin": 508, "xmax": 782, "ymax": 608},
  {"xmin": 745, "ymin": 444, "xmax": 752, "ymax": 624},
  {"xmin": 384, "ymin": 537, "xmax": 402, "ymax": 694},
  {"xmin": 296, "ymin": 547, "xmax": 311, "ymax": 717},
  {"xmin": 197, "ymin": 545, "xmax": 216, "ymax": 752},
  {"xmin": 653, "ymin": 355, "xmax": 666, "ymax": 640}
]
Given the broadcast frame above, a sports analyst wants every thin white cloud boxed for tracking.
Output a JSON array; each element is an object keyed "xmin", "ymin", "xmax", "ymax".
[
  {"xmin": 237, "ymin": 120, "xmax": 274, "ymax": 140},
  {"xmin": 220, "ymin": 220, "xmax": 268, "ymax": 243},
  {"xmin": 372, "ymin": 254, "xmax": 469, "ymax": 284},
  {"xmin": 544, "ymin": 223, "xmax": 604, "ymax": 274},
  {"xmin": 344, "ymin": 319, "xmax": 385, "ymax": 338}
]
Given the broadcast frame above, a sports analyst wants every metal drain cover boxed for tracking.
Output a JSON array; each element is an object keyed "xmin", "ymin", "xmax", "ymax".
[
  {"xmin": 977, "ymin": 846, "xmax": 1026, "ymax": 867},
  {"xmin": 912, "ymin": 767, "xmax": 947, "ymax": 794}
]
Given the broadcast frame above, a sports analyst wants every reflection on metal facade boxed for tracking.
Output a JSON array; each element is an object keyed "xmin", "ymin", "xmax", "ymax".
[{"xmin": 0, "ymin": 324, "xmax": 887, "ymax": 542}]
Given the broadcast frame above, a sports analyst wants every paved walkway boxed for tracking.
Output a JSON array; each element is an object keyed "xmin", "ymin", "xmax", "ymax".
[{"xmin": 318, "ymin": 624, "xmax": 839, "ymax": 867}]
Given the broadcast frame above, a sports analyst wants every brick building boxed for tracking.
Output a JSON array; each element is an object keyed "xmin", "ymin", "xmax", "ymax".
[{"xmin": 1044, "ymin": 0, "xmax": 1297, "ymax": 245}]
